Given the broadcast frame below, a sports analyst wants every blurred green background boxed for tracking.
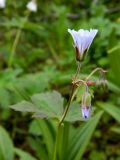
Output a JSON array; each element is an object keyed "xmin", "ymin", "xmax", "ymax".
[{"xmin": 0, "ymin": 0, "xmax": 120, "ymax": 160}]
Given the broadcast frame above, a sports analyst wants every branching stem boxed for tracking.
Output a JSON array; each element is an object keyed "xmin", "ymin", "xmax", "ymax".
[
  {"xmin": 53, "ymin": 62, "xmax": 81, "ymax": 160},
  {"xmin": 85, "ymin": 67, "xmax": 107, "ymax": 81}
]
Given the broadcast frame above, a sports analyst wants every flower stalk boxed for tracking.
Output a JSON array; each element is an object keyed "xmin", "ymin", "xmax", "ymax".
[
  {"xmin": 8, "ymin": 12, "xmax": 30, "ymax": 68},
  {"xmin": 53, "ymin": 62, "xmax": 81, "ymax": 160},
  {"xmin": 53, "ymin": 28, "xmax": 106, "ymax": 160},
  {"xmin": 85, "ymin": 67, "xmax": 107, "ymax": 81}
]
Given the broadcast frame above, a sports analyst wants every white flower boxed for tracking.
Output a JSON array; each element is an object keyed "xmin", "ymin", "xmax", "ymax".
[
  {"xmin": 27, "ymin": 0, "xmax": 37, "ymax": 12},
  {"xmin": 68, "ymin": 28, "xmax": 98, "ymax": 61},
  {"xmin": 0, "ymin": 0, "xmax": 6, "ymax": 8}
]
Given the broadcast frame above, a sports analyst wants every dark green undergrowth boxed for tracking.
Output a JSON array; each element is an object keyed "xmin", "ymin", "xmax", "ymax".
[{"xmin": 0, "ymin": 0, "xmax": 120, "ymax": 160}]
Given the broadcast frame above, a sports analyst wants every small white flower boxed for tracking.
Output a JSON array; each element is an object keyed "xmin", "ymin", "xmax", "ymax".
[
  {"xmin": 27, "ymin": 0, "xmax": 37, "ymax": 12},
  {"xmin": 68, "ymin": 28, "xmax": 98, "ymax": 61},
  {"xmin": 0, "ymin": 0, "xmax": 6, "ymax": 8}
]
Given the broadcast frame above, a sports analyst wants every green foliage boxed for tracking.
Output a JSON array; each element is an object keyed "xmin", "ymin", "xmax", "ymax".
[
  {"xmin": 67, "ymin": 111, "xmax": 103, "ymax": 160},
  {"xmin": 10, "ymin": 91, "xmax": 86, "ymax": 122},
  {"xmin": 11, "ymin": 91, "xmax": 64, "ymax": 120},
  {"xmin": 14, "ymin": 148, "xmax": 37, "ymax": 160},
  {"xmin": 108, "ymin": 45, "xmax": 120, "ymax": 87},
  {"xmin": 0, "ymin": 0, "xmax": 120, "ymax": 160},
  {"xmin": 0, "ymin": 126, "xmax": 14, "ymax": 160},
  {"xmin": 97, "ymin": 102, "xmax": 120, "ymax": 122}
]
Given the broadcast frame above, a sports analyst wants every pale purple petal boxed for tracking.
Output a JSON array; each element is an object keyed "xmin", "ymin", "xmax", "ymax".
[
  {"xmin": 82, "ymin": 106, "xmax": 91, "ymax": 119},
  {"xmin": 68, "ymin": 29, "xmax": 82, "ymax": 51},
  {"xmin": 68, "ymin": 28, "xmax": 98, "ymax": 60}
]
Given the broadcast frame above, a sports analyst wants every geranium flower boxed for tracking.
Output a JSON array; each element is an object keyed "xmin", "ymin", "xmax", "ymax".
[
  {"xmin": 0, "ymin": 0, "xmax": 5, "ymax": 8},
  {"xmin": 27, "ymin": 0, "xmax": 37, "ymax": 12},
  {"xmin": 82, "ymin": 106, "xmax": 91, "ymax": 119},
  {"xmin": 68, "ymin": 29, "xmax": 98, "ymax": 61}
]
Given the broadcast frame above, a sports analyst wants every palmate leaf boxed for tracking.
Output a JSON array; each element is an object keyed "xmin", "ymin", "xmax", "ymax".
[
  {"xmin": 11, "ymin": 90, "xmax": 93, "ymax": 122},
  {"xmin": 31, "ymin": 91, "xmax": 64, "ymax": 119},
  {"xmin": 11, "ymin": 91, "xmax": 64, "ymax": 120},
  {"xmin": 10, "ymin": 101, "xmax": 40, "ymax": 113}
]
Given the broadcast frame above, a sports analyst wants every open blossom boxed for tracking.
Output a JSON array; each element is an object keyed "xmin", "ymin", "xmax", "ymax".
[
  {"xmin": 0, "ymin": 0, "xmax": 5, "ymax": 8},
  {"xmin": 27, "ymin": 0, "xmax": 37, "ymax": 12},
  {"xmin": 68, "ymin": 29, "xmax": 98, "ymax": 61}
]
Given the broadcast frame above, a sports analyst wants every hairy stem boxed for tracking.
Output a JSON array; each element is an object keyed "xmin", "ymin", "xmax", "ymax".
[
  {"xmin": 85, "ymin": 67, "xmax": 106, "ymax": 81},
  {"xmin": 59, "ymin": 85, "xmax": 75, "ymax": 125},
  {"xmin": 59, "ymin": 62, "xmax": 81, "ymax": 125},
  {"xmin": 53, "ymin": 62, "xmax": 81, "ymax": 160},
  {"xmin": 74, "ymin": 61, "xmax": 81, "ymax": 80}
]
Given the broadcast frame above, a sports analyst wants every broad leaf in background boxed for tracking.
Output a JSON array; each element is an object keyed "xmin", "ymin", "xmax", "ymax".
[
  {"xmin": 97, "ymin": 102, "xmax": 120, "ymax": 122},
  {"xmin": 65, "ymin": 102, "xmax": 83, "ymax": 122},
  {"xmin": 11, "ymin": 90, "xmax": 92, "ymax": 123},
  {"xmin": 28, "ymin": 119, "xmax": 56, "ymax": 160},
  {"xmin": 35, "ymin": 119, "xmax": 55, "ymax": 160},
  {"xmin": 29, "ymin": 119, "xmax": 42, "ymax": 136},
  {"xmin": 67, "ymin": 111, "xmax": 103, "ymax": 160},
  {"xmin": 110, "ymin": 126, "xmax": 120, "ymax": 134},
  {"xmin": 108, "ymin": 45, "xmax": 120, "ymax": 87},
  {"xmin": 14, "ymin": 72, "xmax": 50, "ymax": 96},
  {"xmin": 10, "ymin": 101, "xmax": 40, "ymax": 112},
  {"xmin": 14, "ymin": 148, "xmax": 37, "ymax": 160},
  {"xmin": 31, "ymin": 91, "xmax": 64, "ymax": 119},
  {"xmin": 0, "ymin": 126, "xmax": 14, "ymax": 160},
  {"xmin": 11, "ymin": 90, "xmax": 95, "ymax": 123},
  {"xmin": 11, "ymin": 91, "xmax": 64, "ymax": 120}
]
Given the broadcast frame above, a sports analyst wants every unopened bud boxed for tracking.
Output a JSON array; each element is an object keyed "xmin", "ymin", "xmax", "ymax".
[
  {"xmin": 97, "ymin": 79, "xmax": 108, "ymax": 90},
  {"xmin": 81, "ymin": 92, "xmax": 92, "ymax": 119},
  {"xmin": 82, "ymin": 106, "xmax": 91, "ymax": 119}
]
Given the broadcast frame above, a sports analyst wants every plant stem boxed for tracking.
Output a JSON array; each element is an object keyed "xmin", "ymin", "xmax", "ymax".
[
  {"xmin": 74, "ymin": 79, "xmax": 88, "ymax": 92},
  {"xmin": 74, "ymin": 61, "xmax": 81, "ymax": 80},
  {"xmin": 85, "ymin": 67, "xmax": 106, "ymax": 81},
  {"xmin": 8, "ymin": 12, "xmax": 30, "ymax": 68},
  {"xmin": 8, "ymin": 29, "xmax": 22, "ymax": 68},
  {"xmin": 53, "ymin": 62, "xmax": 81, "ymax": 160},
  {"xmin": 59, "ymin": 62, "xmax": 81, "ymax": 125},
  {"xmin": 59, "ymin": 85, "xmax": 75, "ymax": 125}
]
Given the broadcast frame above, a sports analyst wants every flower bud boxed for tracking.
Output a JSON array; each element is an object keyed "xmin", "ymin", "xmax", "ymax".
[
  {"xmin": 97, "ymin": 78, "xmax": 108, "ymax": 90},
  {"xmin": 81, "ymin": 92, "xmax": 92, "ymax": 119}
]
